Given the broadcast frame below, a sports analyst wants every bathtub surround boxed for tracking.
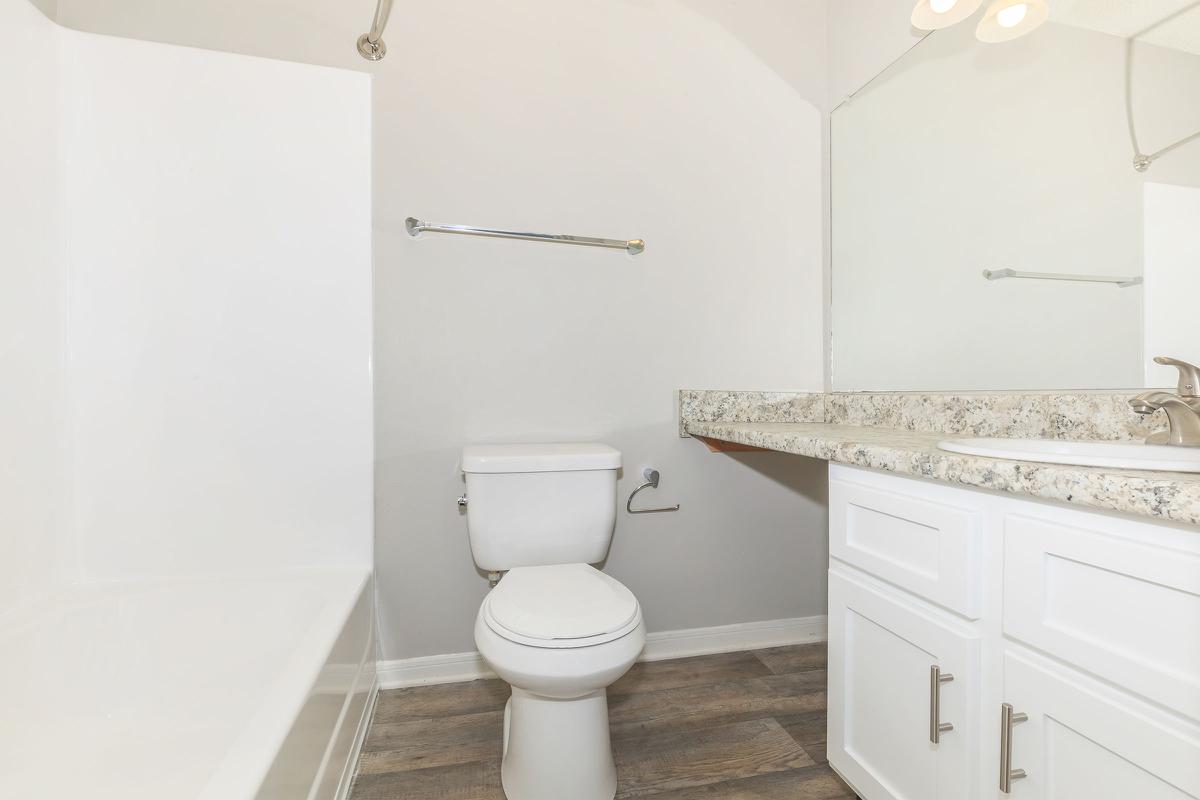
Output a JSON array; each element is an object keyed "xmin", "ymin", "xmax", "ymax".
[
  {"xmin": 60, "ymin": 35, "xmax": 373, "ymax": 580},
  {"xmin": 0, "ymin": 0, "xmax": 61, "ymax": 619},
  {"xmin": 0, "ymin": 1, "xmax": 374, "ymax": 796}
]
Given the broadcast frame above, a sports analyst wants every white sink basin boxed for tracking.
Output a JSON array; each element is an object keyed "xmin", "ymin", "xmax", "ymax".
[{"xmin": 937, "ymin": 438, "xmax": 1200, "ymax": 473}]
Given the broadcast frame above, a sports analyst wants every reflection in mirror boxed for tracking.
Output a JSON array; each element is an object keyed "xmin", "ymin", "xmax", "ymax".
[
  {"xmin": 26, "ymin": 0, "xmax": 56, "ymax": 20},
  {"xmin": 832, "ymin": 1, "xmax": 1200, "ymax": 391}
]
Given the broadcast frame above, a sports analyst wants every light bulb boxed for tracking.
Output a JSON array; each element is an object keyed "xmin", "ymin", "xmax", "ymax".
[
  {"xmin": 997, "ymin": 3, "xmax": 1028, "ymax": 27},
  {"xmin": 976, "ymin": 0, "xmax": 1047, "ymax": 42},
  {"xmin": 911, "ymin": 0, "xmax": 982, "ymax": 30}
]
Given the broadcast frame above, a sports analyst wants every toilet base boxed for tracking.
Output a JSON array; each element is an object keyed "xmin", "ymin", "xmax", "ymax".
[{"xmin": 500, "ymin": 687, "xmax": 617, "ymax": 800}]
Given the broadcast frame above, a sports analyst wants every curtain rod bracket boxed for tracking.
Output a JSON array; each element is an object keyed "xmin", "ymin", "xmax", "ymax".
[
  {"xmin": 357, "ymin": 0, "xmax": 393, "ymax": 61},
  {"xmin": 356, "ymin": 33, "xmax": 386, "ymax": 61}
]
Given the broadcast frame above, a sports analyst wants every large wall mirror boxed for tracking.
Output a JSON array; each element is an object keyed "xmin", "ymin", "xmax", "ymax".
[{"xmin": 831, "ymin": 2, "xmax": 1200, "ymax": 391}]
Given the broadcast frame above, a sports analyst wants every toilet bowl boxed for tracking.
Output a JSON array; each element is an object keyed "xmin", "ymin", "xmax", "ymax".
[{"xmin": 474, "ymin": 563, "xmax": 646, "ymax": 800}]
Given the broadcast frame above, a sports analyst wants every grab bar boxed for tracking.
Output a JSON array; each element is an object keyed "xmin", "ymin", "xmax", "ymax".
[
  {"xmin": 983, "ymin": 268, "xmax": 1142, "ymax": 288},
  {"xmin": 406, "ymin": 217, "xmax": 645, "ymax": 256}
]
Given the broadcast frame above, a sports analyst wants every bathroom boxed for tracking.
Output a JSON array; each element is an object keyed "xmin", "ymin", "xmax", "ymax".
[{"xmin": 1, "ymin": 0, "xmax": 1197, "ymax": 798}]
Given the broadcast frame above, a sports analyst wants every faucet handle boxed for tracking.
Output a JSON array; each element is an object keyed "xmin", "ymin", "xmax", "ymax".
[{"xmin": 1154, "ymin": 356, "xmax": 1200, "ymax": 397}]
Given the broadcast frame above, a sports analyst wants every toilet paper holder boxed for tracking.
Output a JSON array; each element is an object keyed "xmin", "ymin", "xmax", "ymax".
[{"xmin": 626, "ymin": 468, "xmax": 681, "ymax": 514}]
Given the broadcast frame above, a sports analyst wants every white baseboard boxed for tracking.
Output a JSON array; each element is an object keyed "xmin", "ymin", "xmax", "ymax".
[
  {"xmin": 639, "ymin": 614, "xmax": 827, "ymax": 662},
  {"xmin": 378, "ymin": 650, "xmax": 496, "ymax": 689},
  {"xmin": 376, "ymin": 615, "xmax": 827, "ymax": 690}
]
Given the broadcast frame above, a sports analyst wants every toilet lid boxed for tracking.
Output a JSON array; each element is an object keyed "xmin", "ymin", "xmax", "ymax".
[{"xmin": 484, "ymin": 564, "xmax": 640, "ymax": 644}]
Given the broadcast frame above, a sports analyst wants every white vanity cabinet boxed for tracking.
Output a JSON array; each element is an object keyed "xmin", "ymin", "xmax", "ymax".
[{"xmin": 826, "ymin": 464, "xmax": 1200, "ymax": 800}]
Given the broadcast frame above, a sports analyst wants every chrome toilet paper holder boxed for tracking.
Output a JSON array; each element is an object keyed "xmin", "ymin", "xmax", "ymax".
[{"xmin": 626, "ymin": 468, "xmax": 681, "ymax": 514}]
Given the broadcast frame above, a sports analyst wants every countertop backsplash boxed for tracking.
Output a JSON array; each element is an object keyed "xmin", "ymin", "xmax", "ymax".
[{"xmin": 679, "ymin": 390, "xmax": 1165, "ymax": 442}]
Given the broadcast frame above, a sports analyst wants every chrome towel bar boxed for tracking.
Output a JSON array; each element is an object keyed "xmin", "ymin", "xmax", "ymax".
[
  {"xmin": 406, "ymin": 217, "xmax": 645, "ymax": 255},
  {"xmin": 983, "ymin": 268, "xmax": 1142, "ymax": 288}
]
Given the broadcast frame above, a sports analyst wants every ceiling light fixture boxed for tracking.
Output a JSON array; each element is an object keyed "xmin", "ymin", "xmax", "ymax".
[
  {"xmin": 911, "ymin": 0, "xmax": 1048, "ymax": 42},
  {"xmin": 911, "ymin": 0, "xmax": 984, "ymax": 31},
  {"xmin": 976, "ymin": 0, "xmax": 1049, "ymax": 42}
]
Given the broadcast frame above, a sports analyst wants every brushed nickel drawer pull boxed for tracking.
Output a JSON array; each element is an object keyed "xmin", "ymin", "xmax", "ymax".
[
  {"xmin": 1000, "ymin": 702, "xmax": 1029, "ymax": 793},
  {"xmin": 929, "ymin": 666, "xmax": 955, "ymax": 743}
]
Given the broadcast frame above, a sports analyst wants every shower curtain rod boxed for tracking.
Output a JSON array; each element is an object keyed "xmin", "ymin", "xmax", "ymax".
[{"xmin": 357, "ymin": 0, "xmax": 393, "ymax": 61}]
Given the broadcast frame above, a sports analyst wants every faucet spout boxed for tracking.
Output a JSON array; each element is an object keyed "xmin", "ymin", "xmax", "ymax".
[
  {"xmin": 1130, "ymin": 391, "xmax": 1200, "ymax": 446},
  {"xmin": 1130, "ymin": 357, "xmax": 1200, "ymax": 447}
]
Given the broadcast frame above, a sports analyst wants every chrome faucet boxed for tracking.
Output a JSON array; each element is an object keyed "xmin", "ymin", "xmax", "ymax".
[{"xmin": 1130, "ymin": 357, "xmax": 1200, "ymax": 446}]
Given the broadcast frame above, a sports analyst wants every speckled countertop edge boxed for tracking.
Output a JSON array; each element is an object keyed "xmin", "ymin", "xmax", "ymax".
[{"xmin": 685, "ymin": 420, "xmax": 1200, "ymax": 527}]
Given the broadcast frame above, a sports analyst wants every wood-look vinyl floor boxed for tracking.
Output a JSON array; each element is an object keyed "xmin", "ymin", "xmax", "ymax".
[{"xmin": 349, "ymin": 644, "xmax": 855, "ymax": 800}]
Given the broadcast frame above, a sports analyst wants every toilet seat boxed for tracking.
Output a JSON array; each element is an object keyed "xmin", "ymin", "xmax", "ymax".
[{"xmin": 483, "ymin": 563, "xmax": 641, "ymax": 649}]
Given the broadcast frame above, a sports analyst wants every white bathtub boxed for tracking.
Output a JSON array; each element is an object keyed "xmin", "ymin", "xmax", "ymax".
[{"xmin": 0, "ymin": 568, "xmax": 376, "ymax": 800}]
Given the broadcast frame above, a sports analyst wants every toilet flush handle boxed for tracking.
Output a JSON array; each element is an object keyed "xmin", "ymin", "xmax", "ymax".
[{"xmin": 626, "ymin": 468, "xmax": 681, "ymax": 514}]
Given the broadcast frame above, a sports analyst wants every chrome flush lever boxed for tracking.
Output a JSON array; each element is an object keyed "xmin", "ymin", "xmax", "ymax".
[{"xmin": 626, "ymin": 468, "xmax": 680, "ymax": 514}]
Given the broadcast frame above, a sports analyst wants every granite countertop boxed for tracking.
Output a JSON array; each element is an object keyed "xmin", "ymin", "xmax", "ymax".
[{"xmin": 685, "ymin": 420, "xmax": 1200, "ymax": 527}]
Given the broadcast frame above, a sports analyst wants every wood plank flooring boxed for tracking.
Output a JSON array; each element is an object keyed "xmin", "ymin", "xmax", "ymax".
[{"xmin": 349, "ymin": 644, "xmax": 855, "ymax": 800}]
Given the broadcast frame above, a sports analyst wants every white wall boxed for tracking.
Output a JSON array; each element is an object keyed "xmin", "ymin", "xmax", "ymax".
[
  {"xmin": 831, "ymin": 21, "xmax": 1200, "ymax": 391},
  {"xmin": 1, "ymin": 0, "xmax": 374, "ymax": 601},
  {"xmin": 46, "ymin": 0, "xmax": 833, "ymax": 659},
  {"xmin": 1145, "ymin": 183, "xmax": 1200, "ymax": 386},
  {"xmin": 57, "ymin": 32, "xmax": 375, "ymax": 579},
  {"xmin": 0, "ymin": 0, "xmax": 65, "ymax": 616},
  {"xmin": 827, "ymin": 0, "xmax": 925, "ymax": 106}
]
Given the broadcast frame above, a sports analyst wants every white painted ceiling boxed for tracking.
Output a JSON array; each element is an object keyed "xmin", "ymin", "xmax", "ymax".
[{"xmin": 1052, "ymin": 0, "xmax": 1200, "ymax": 53}]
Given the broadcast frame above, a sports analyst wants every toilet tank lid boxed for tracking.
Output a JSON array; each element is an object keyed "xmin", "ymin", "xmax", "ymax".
[{"xmin": 462, "ymin": 443, "xmax": 621, "ymax": 473}]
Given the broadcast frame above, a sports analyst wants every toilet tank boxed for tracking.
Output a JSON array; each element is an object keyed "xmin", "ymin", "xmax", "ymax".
[{"xmin": 461, "ymin": 443, "xmax": 621, "ymax": 571}]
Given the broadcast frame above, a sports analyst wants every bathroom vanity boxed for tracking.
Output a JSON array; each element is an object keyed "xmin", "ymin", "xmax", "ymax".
[
  {"xmin": 827, "ymin": 464, "xmax": 1198, "ymax": 800},
  {"xmin": 807, "ymin": 7, "xmax": 1200, "ymax": 793},
  {"xmin": 680, "ymin": 389, "xmax": 1200, "ymax": 800}
]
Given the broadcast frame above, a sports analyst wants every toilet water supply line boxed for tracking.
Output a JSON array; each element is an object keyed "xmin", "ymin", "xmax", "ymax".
[{"xmin": 357, "ymin": 0, "xmax": 393, "ymax": 61}]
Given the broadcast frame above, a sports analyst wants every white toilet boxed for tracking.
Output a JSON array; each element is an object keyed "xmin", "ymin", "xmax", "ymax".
[{"xmin": 462, "ymin": 443, "xmax": 646, "ymax": 800}]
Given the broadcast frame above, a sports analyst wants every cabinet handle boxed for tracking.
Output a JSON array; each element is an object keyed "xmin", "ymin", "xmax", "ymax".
[
  {"xmin": 929, "ymin": 665, "xmax": 955, "ymax": 744},
  {"xmin": 999, "ymin": 702, "xmax": 1029, "ymax": 793}
]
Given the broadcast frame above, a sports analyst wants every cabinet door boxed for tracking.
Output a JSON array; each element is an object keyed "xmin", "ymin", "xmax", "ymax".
[
  {"xmin": 828, "ymin": 568, "xmax": 980, "ymax": 800},
  {"xmin": 999, "ymin": 651, "xmax": 1200, "ymax": 800}
]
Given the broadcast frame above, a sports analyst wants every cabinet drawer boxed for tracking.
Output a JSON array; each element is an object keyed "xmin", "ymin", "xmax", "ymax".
[
  {"xmin": 830, "ymin": 468, "xmax": 983, "ymax": 618},
  {"xmin": 1003, "ymin": 510, "xmax": 1200, "ymax": 722}
]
